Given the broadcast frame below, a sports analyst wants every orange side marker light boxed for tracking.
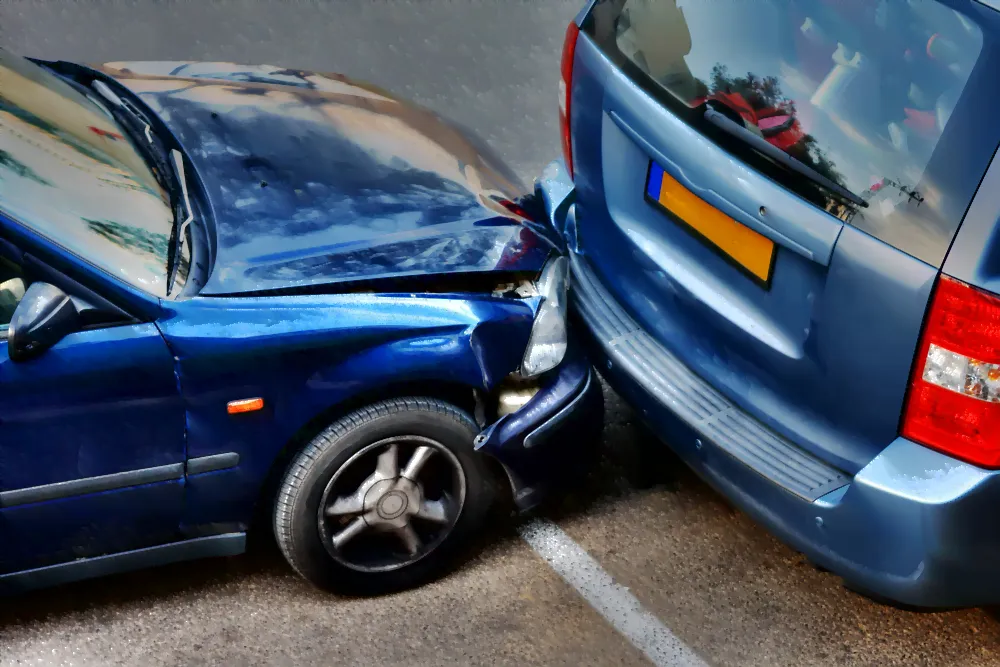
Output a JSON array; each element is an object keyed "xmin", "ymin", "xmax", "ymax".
[{"xmin": 227, "ymin": 397, "xmax": 265, "ymax": 414}]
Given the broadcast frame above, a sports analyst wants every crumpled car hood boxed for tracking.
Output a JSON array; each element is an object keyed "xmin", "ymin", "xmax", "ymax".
[{"xmin": 99, "ymin": 61, "xmax": 550, "ymax": 295}]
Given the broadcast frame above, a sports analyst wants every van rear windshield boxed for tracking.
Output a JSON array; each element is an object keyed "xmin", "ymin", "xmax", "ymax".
[{"xmin": 585, "ymin": 0, "xmax": 1000, "ymax": 266}]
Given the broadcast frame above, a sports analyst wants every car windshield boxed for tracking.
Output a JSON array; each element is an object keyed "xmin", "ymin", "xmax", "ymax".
[
  {"xmin": 609, "ymin": 0, "xmax": 988, "ymax": 262},
  {"xmin": 0, "ymin": 50, "xmax": 175, "ymax": 297}
]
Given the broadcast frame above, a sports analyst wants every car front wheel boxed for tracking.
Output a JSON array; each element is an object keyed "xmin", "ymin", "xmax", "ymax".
[{"xmin": 274, "ymin": 397, "xmax": 494, "ymax": 594}]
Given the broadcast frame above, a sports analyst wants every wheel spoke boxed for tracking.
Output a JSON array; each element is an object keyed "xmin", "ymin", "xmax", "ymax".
[
  {"xmin": 394, "ymin": 523, "xmax": 422, "ymax": 556},
  {"xmin": 331, "ymin": 516, "xmax": 368, "ymax": 550},
  {"xmin": 374, "ymin": 444, "xmax": 399, "ymax": 481},
  {"xmin": 401, "ymin": 445, "xmax": 435, "ymax": 481},
  {"xmin": 325, "ymin": 493, "xmax": 364, "ymax": 518},
  {"xmin": 414, "ymin": 498, "xmax": 449, "ymax": 524}
]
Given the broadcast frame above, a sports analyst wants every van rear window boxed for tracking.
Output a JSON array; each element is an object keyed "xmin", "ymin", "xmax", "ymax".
[{"xmin": 586, "ymin": 0, "xmax": 1000, "ymax": 266}]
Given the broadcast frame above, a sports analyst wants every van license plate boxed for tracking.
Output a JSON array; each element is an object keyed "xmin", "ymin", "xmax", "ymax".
[{"xmin": 645, "ymin": 161, "xmax": 776, "ymax": 286}]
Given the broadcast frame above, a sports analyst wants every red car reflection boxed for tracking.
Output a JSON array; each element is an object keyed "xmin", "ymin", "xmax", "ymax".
[{"xmin": 693, "ymin": 91, "xmax": 806, "ymax": 152}]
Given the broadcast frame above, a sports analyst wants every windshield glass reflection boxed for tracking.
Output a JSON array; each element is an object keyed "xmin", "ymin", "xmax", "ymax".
[
  {"xmin": 0, "ymin": 51, "xmax": 173, "ymax": 297},
  {"xmin": 613, "ymin": 0, "xmax": 984, "ymax": 247}
]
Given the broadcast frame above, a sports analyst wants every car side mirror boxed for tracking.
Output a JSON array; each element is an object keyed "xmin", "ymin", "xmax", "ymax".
[{"xmin": 8, "ymin": 282, "xmax": 81, "ymax": 362}]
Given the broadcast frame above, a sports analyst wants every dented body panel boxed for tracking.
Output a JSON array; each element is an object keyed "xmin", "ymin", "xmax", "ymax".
[
  {"xmin": 96, "ymin": 61, "xmax": 552, "ymax": 296},
  {"xmin": 474, "ymin": 341, "xmax": 602, "ymax": 509},
  {"xmin": 158, "ymin": 291, "xmax": 535, "ymax": 533}
]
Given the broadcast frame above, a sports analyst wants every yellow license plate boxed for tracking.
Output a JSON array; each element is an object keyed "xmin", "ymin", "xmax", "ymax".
[{"xmin": 646, "ymin": 162, "xmax": 775, "ymax": 286}]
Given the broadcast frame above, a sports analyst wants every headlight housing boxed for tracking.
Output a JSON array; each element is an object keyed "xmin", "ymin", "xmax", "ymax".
[{"xmin": 519, "ymin": 256, "xmax": 569, "ymax": 378}]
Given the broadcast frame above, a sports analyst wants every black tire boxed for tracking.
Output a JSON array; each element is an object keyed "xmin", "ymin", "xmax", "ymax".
[{"xmin": 274, "ymin": 397, "xmax": 495, "ymax": 595}]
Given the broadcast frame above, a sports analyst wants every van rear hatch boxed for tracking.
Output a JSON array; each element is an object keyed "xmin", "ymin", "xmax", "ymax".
[{"xmin": 570, "ymin": 0, "xmax": 1000, "ymax": 473}]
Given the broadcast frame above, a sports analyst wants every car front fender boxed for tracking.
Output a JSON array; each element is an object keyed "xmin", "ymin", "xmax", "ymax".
[{"xmin": 157, "ymin": 291, "xmax": 534, "ymax": 533}]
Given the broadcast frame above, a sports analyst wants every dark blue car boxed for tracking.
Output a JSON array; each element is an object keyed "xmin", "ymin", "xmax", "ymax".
[
  {"xmin": 0, "ymin": 50, "xmax": 601, "ymax": 594},
  {"xmin": 546, "ymin": 0, "xmax": 1000, "ymax": 607}
]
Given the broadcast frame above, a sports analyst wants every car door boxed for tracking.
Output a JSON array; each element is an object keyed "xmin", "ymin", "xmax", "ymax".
[{"xmin": 0, "ymin": 250, "xmax": 186, "ymax": 575}]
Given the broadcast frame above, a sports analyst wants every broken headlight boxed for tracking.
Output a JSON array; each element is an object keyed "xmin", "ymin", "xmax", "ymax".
[{"xmin": 519, "ymin": 256, "xmax": 569, "ymax": 378}]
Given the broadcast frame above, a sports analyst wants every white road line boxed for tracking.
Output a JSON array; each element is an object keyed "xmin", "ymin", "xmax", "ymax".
[{"xmin": 518, "ymin": 518, "xmax": 709, "ymax": 667}]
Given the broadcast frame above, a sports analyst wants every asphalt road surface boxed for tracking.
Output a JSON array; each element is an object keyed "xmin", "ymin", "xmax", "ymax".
[{"xmin": 3, "ymin": 2, "xmax": 1000, "ymax": 666}]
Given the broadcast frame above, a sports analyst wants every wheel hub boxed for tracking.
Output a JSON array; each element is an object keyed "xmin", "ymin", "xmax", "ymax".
[
  {"xmin": 376, "ymin": 491, "xmax": 408, "ymax": 519},
  {"xmin": 362, "ymin": 476, "xmax": 422, "ymax": 529},
  {"xmin": 320, "ymin": 437, "xmax": 467, "ymax": 573}
]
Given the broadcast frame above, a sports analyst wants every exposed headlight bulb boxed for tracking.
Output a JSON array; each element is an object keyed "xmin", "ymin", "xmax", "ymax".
[{"xmin": 520, "ymin": 256, "xmax": 569, "ymax": 377}]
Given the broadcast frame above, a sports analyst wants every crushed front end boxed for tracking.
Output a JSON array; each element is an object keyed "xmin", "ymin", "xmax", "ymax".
[{"xmin": 476, "ymin": 255, "xmax": 604, "ymax": 511}]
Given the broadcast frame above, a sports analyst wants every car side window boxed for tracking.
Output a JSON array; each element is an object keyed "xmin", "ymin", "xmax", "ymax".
[{"xmin": 0, "ymin": 255, "xmax": 26, "ymax": 331}]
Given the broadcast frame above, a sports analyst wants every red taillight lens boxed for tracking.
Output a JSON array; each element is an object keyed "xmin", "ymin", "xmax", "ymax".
[
  {"xmin": 902, "ymin": 275, "xmax": 1000, "ymax": 468},
  {"xmin": 560, "ymin": 22, "xmax": 580, "ymax": 180}
]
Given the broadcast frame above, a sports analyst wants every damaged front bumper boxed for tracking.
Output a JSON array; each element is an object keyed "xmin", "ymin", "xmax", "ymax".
[
  {"xmin": 470, "ymin": 163, "xmax": 601, "ymax": 511},
  {"xmin": 474, "ymin": 340, "xmax": 604, "ymax": 511}
]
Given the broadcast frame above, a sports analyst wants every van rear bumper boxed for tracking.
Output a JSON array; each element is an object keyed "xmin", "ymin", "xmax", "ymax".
[{"xmin": 571, "ymin": 249, "xmax": 1000, "ymax": 608}]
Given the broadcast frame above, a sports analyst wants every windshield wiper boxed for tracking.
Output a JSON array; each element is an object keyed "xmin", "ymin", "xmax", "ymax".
[
  {"xmin": 703, "ymin": 106, "xmax": 868, "ymax": 209},
  {"xmin": 165, "ymin": 150, "xmax": 194, "ymax": 296},
  {"xmin": 91, "ymin": 80, "xmax": 176, "ymax": 195},
  {"xmin": 91, "ymin": 80, "xmax": 193, "ymax": 296}
]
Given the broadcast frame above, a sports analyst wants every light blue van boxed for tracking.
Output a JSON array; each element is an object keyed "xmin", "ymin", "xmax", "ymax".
[{"xmin": 539, "ymin": 0, "xmax": 1000, "ymax": 608}]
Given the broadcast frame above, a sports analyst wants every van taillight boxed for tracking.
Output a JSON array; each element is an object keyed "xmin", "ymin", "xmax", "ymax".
[
  {"xmin": 902, "ymin": 275, "xmax": 1000, "ymax": 468},
  {"xmin": 560, "ymin": 22, "xmax": 580, "ymax": 180}
]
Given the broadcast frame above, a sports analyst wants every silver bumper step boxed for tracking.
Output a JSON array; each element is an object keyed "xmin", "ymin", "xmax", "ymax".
[{"xmin": 570, "ymin": 254, "xmax": 848, "ymax": 502}]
